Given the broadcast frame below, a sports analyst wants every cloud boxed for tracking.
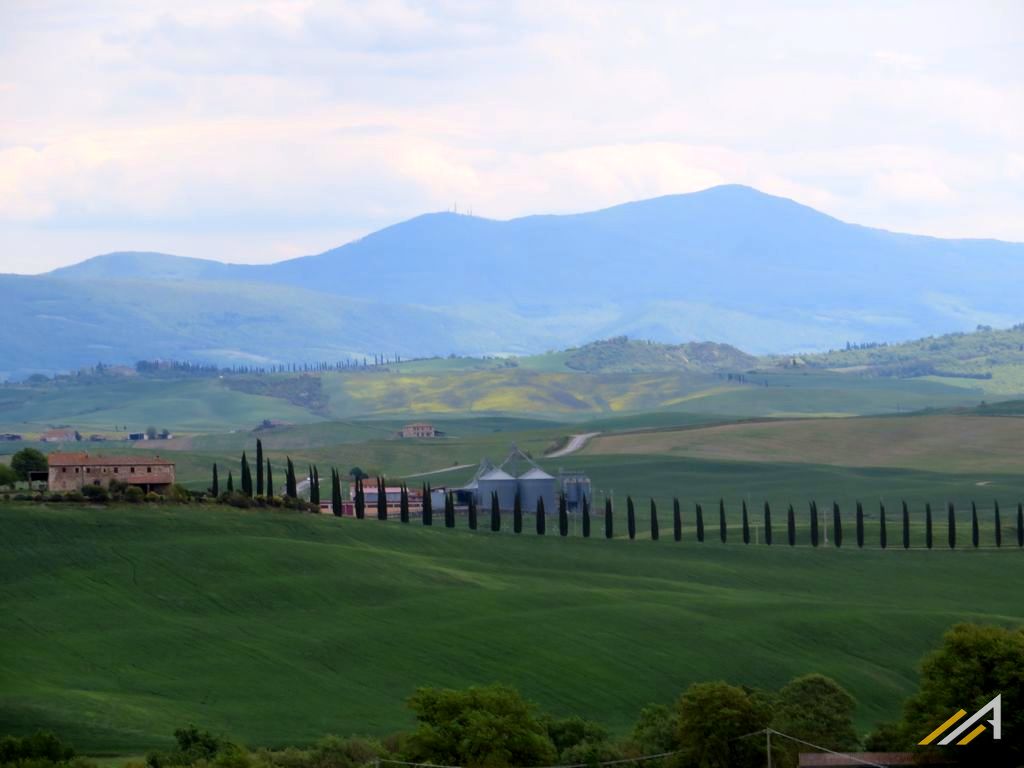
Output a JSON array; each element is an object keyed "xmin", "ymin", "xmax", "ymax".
[{"xmin": 0, "ymin": 0, "xmax": 1021, "ymax": 274}]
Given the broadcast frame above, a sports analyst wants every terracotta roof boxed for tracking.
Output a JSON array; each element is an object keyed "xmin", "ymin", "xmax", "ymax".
[
  {"xmin": 41, "ymin": 429, "xmax": 77, "ymax": 438},
  {"xmin": 48, "ymin": 452, "xmax": 175, "ymax": 467}
]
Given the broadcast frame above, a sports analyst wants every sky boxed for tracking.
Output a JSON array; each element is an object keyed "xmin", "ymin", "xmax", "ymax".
[{"xmin": 0, "ymin": 0, "xmax": 1022, "ymax": 274}]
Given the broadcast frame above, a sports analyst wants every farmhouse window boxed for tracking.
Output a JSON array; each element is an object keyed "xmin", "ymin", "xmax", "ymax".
[{"xmin": 147, "ymin": 467, "xmax": 152, "ymax": 473}]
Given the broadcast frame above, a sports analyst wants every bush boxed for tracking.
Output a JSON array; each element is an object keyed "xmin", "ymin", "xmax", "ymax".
[
  {"xmin": 145, "ymin": 492, "xmax": 162, "ymax": 503},
  {"xmin": 81, "ymin": 485, "xmax": 109, "ymax": 503},
  {"xmin": 47, "ymin": 493, "xmax": 64, "ymax": 503},
  {"xmin": 124, "ymin": 486, "xmax": 145, "ymax": 503},
  {"xmin": 63, "ymin": 491, "xmax": 85, "ymax": 503},
  {"xmin": 226, "ymin": 493, "xmax": 252, "ymax": 509}
]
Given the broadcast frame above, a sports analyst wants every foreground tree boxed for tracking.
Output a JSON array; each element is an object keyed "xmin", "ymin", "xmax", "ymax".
[
  {"xmin": 902, "ymin": 500, "xmax": 910, "ymax": 549},
  {"xmin": 331, "ymin": 469, "xmax": 342, "ymax": 516},
  {"xmin": 226, "ymin": 471, "xmax": 234, "ymax": 494},
  {"xmin": 626, "ymin": 496, "xmax": 636, "ymax": 540},
  {"xmin": 513, "ymin": 490, "xmax": 523, "ymax": 534},
  {"xmin": 773, "ymin": 674, "xmax": 859, "ymax": 760},
  {"xmin": 696, "ymin": 503, "xmax": 705, "ymax": 543},
  {"xmin": 604, "ymin": 497, "xmax": 613, "ymax": 539},
  {"xmin": 855, "ymin": 501, "xmax": 864, "ymax": 548},
  {"xmin": 741, "ymin": 500, "xmax": 750, "ymax": 544},
  {"xmin": 764, "ymin": 501, "xmax": 773, "ymax": 545},
  {"xmin": 948, "ymin": 502, "xmax": 957, "ymax": 549},
  {"xmin": 880, "ymin": 502, "xmax": 888, "ymax": 549},
  {"xmin": 902, "ymin": 624, "xmax": 1024, "ymax": 767},
  {"xmin": 468, "ymin": 495, "xmax": 477, "ymax": 530},
  {"xmin": 650, "ymin": 498, "xmax": 659, "ymax": 541},
  {"xmin": 673, "ymin": 498, "xmax": 682, "ymax": 542},
  {"xmin": 559, "ymin": 493, "xmax": 569, "ymax": 537},
  {"xmin": 810, "ymin": 501, "xmax": 819, "ymax": 547},
  {"xmin": 972, "ymin": 501, "xmax": 980, "ymax": 548},
  {"xmin": 266, "ymin": 460, "xmax": 274, "ymax": 497},
  {"xmin": 11, "ymin": 447, "xmax": 47, "ymax": 482},
  {"xmin": 787, "ymin": 504, "xmax": 796, "ymax": 546},
  {"xmin": 1018, "ymin": 502, "xmax": 1023, "ymax": 548},
  {"xmin": 400, "ymin": 484, "xmax": 410, "ymax": 523},
  {"xmin": 211, "ymin": 463, "xmax": 219, "ymax": 497},
  {"xmin": 719, "ymin": 498, "xmax": 727, "ymax": 543},
  {"xmin": 926, "ymin": 502, "xmax": 934, "ymax": 549},
  {"xmin": 536, "ymin": 496, "xmax": 546, "ymax": 535},
  {"xmin": 582, "ymin": 496, "xmax": 591, "ymax": 538},
  {"xmin": 676, "ymin": 682, "xmax": 770, "ymax": 768},
  {"xmin": 405, "ymin": 684, "xmax": 557, "ymax": 768},
  {"xmin": 445, "ymin": 492, "xmax": 455, "ymax": 528},
  {"xmin": 832, "ymin": 501, "xmax": 842, "ymax": 548}
]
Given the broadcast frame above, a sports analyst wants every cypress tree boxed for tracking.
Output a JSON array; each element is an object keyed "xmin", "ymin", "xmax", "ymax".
[
  {"xmin": 266, "ymin": 460, "xmax": 274, "ymax": 498},
  {"xmin": 445, "ymin": 492, "xmax": 455, "ymax": 528},
  {"xmin": 513, "ymin": 490, "xmax": 523, "ymax": 533},
  {"xmin": 832, "ymin": 502, "xmax": 842, "ymax": 548},
  {"xmin": 764, "ymin": 501, "xmax": 772, "ymax": 545},
  {"xmin": 1017, "ymin": 502, "xmax": 1023, "ymax": 547},
  {"xmin": 381, "ymin": 477, "xmax": 391, "ymax": 520},
  {"xmin": 307, "ymin": 466, "xmax": 314, "ymax": 504},
  {"xmin": 948, "ymin": 502, "xmax": 956, "ymax": 549},
  {"xmin": 312, "ymin": 466, "xmax": 321, "ymax": 506},
  {"xmin": 490, "ymin": 491, "xmax": 500, "ymax": 532},
  {"xmin": 536, "ymin": 496, "xmax": 546, "ymax": 535},
  {"xmin": 994, "ymin": 500, "xmax": 1002, "ymax": 547},
  {"xmin": 422, "ymin": 483, "xmax": 432, "ymax": 525},
  {"xmin": 285, "ymin": 457, "xmax": 297, "ymax": 498},
  {"xmin": 331, "ymin": 469, "xmax": 342, "ymax": 516},
  {"xmin": 787, "ymin": 504, "xmax": 796, "ymax": 546},
  {"xmin": 696, "ymin": 503, "xmax": 705, "ymax": 542},
  {"xmin": 626, "ymin": 496, "xmax": 636, "ymax": 540},
  {"xmin": 901, "ymin": 500, "xmax": 910, "ymax": 549},
  {"xmin": 971, "ymin": 501, "xmax": 979, "ymax": 548},
  {"xmin": 211, "ymin": 463, "xmax": 219, "ymax": 496},
  {"xmin": 256, "ymin": 439, "xmax": 264, "ymax": 496},
  {"xmin": 719, "ymin": 498, "xmax": 727, "ymax": 543},
  {"xmin": 673, "ymin": 498, "xmax": 682, "ymax": 542},
  {"xmin": 400, "ymin": 484, "xmax": 409, "ymax": 523},
  {"xmin": 468, "ymin": 494, "xmax": 477, "ymax": 530},
  {"xmin": 810, "ymin": 501, "xmax": 819, "ymax": 547},
  {"xmin": 880, "ymin": 502, "xmax": 887, "ymax": 549},
  {"xmin": 354, "ymin": 477, "xmax": 365, "ymax": 519},
  {"xmin": 855, "ymin": 501, "xmax": 864, "ymax": 548},
  {"xmin": 582, "ymin": 495, "xmax": 591, "ymax": 538},
  {"xmin": 925, "ymin": 502, "xmax": 933, "ymax": 549},
  {"xmin": 241, "ymin": 452, "xmax": 252, "ymax": 497},
  {"xmin": 650, "ymin": 499, "xmax": 659, "ymax": 541},
  {"xmin": 559, "ymin": 493, "xmax": 569, "ymax": 537},
  {"xmin": 227, "ymin": 471, "xmax": 234, "ymax": 494},
  {"xmin": 604, "ymin": 497, "xmax": 613, "ymax": 539}
]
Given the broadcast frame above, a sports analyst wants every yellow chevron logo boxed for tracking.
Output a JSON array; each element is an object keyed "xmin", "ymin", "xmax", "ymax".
[{"xmin": 919, "ymin": 695, "xmax": 1002, "ymax": 746}]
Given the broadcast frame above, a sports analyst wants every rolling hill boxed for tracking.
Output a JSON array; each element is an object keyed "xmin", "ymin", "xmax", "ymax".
[{"xmin": 6, "ymin": 185, "xmax": 1024, "ymax": 378}]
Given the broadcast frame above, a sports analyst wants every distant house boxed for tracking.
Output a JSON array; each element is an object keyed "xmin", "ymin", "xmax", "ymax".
[
  {"xmin": 128, "ymin": 432, "xmax": 147, "ymax": 441},
  {"xmin": 40, "ymin": 428, "xmax": 80, "ymax": 443},
  {"xmin": 348, "ymin": 481, "xmax": 435, "ymax": 517},
  {"xmin": 48, "ymin": 452, "xmax": 176, "ymax": 493},
  {"xmin": 0, "ymin": 433, "xmax": 22, "ymax": 441},
  {"xmin": 401, "ymin": 423, "xmax": 438, "ymax": 439}
]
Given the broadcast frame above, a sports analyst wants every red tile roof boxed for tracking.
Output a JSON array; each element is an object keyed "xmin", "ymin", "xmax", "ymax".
[{"xmin": 48, "ymin": 452, "xmax": 175, "ymax": 467}]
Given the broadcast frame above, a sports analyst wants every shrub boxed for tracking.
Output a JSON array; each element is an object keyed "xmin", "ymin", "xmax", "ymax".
[
  {"xmin": 226, "ymin": 493, "xmax": 252, "ymax": 509},
  {"xmin": 145, "ymin": 492, "xmax": 162, "ymax": 503},
  {"xmin": 167, "ymin": 484, "xmax": 191, "ymax": 503},
  {"xmin": 81, "ymin": 485, "xmax": 110, "ymax": 503},
  {"xmin": 124, "ymin": 486, "xmax": 145, "ymax": 503},
  {"xmin": 47, "ymin": 493, "xmax": 64, "ymax": 503},
  {"xmin": 63, "ymin": 491, "xmax": 85, "ymax": 503}
]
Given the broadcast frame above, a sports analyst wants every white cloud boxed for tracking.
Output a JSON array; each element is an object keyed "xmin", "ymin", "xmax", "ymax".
[{"xmin": 0, "ymin": 0, "xmax": 1021, "ymax": 273}]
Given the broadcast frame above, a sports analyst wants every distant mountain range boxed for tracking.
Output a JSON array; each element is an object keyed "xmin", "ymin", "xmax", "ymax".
[{"xmin": 4, "ymin": 184, "xmax": 1024, "ymax": 379}]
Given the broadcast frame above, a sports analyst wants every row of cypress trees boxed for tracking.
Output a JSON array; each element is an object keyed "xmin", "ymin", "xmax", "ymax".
[{"xmin": 210, "ymin": 439, "xmax": 300, "ymax": 500}]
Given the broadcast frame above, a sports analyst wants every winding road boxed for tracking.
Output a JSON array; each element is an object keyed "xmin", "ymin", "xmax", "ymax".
[{"xmin": 546, "ymin": 432, "xmax": 600, "ymax": 458}]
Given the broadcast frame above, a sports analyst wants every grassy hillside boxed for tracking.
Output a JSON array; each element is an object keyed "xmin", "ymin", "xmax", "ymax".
[
  {"xmin": 559, "ymin": 337, "xmax": 757, "ymax": 373},
  {"xmin": 584, "ymin": 413, "xmax": 1024, "ymax": 474},
  {"xmin": 1, "ymin": 503, "xmax": 1022, "ymax": 755}
]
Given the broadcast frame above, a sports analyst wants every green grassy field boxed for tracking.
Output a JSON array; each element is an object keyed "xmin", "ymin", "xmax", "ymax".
[{"xmin": 1, "ymin": 502, "xmax": 1022, "ymax": 756}]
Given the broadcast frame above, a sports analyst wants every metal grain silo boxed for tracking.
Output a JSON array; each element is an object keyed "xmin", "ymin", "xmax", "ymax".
[
  {"xmin": 560, "ymin": 472, "xmax": 592, "ymax": 512},
  {"xmin": 518, "ymin": 467, "xmax": 557, "ymax": 516},
  {"xmin": 478, "ymin": 468, "xmax": 518, "ymax": 511}
]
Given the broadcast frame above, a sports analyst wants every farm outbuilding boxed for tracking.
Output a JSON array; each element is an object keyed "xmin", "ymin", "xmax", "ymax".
[
  {"xmin": 461, "ymin": 446, "xmax": 589, "ymax": 514},
  {"xmin": 477, "ymin": 468, "xmax": 518, "ymax": 511},
  {"xmin": 517, "ymin": 466, "xmax": 556, "ymax": 514}
]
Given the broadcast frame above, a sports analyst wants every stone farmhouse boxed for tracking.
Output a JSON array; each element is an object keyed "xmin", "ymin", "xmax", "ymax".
[{"xmin": 48, "ymin": 452, "xmax": 176, "ymax": 493}]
